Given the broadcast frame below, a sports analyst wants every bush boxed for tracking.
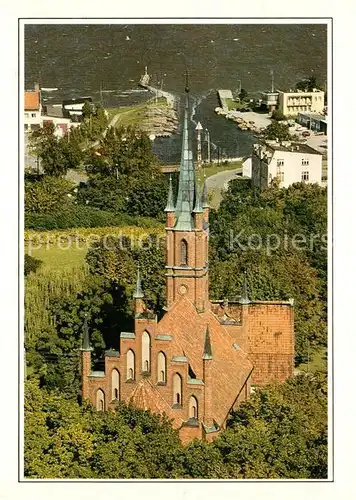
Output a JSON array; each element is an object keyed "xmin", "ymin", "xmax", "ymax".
[
  {"xmin": 24, "ymin": 254, "xmax": 43, "ymax": 276},
  {"xmin": 271, "ymin": 109, "xmax": 287, "ymax": 121}
]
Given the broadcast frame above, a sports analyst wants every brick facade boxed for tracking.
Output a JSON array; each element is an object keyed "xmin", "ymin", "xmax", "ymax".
[{"xmin": 80, "ymin": 87, "xmax": 295, "ymax": 444}]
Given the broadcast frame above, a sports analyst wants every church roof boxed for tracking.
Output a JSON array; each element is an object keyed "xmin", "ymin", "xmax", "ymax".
[
  {"xmin": 127, "ymin": 378, "xmax": 183, "ymax": 429},
  {"xmin": 156, "ymin": 296, "xmax": 253, "ymax": 426}
]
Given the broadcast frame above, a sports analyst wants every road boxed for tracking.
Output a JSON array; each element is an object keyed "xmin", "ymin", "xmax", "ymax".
[
  {"xmin": 206, "ymin": 168, "xmax": 242, "ymax": 191},
  {"xmin": 205, "ymin": 167, "xmax": 242, "ymax": 208}
]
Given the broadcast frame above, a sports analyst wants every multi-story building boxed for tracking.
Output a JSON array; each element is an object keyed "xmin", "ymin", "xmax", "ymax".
[
  {"xmin": 278, "ymin": 89, "xmax": 325, "ymax": 117},
  {"xmin": 24, "ymin": 83, "xmax": 42, "ymax": 132},
  {"xmin": 251, "ymin": 140, "xmax": 322, "ymax": 189},
  {"xmin": 80, "ymin": 86, "xmax": 295, "ymax": 444}
]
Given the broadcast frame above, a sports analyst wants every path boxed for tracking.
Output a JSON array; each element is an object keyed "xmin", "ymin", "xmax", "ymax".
[
  {"xmin": 205, "ymin": 167, "xmax": 242, "ymax": 208},
  {"xmin": 206, "ymin": 168, "xmax": 242, "ymax": 191}
]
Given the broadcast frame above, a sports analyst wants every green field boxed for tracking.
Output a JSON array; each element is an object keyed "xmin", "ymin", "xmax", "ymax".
[
  {"xmin": 297, "ymin": 347, "xmax": 327, "ymax": 374},
  {"xmin": 29, "ymin": 244, "xmax": 88, "ymax": 272}
]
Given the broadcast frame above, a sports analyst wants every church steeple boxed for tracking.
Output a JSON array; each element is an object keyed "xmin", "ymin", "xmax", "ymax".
[
  {"xmin": 165, "ymin": 73, "xmax": 210, "ymax": 312},
  {"xmin": 174, "ymin": 70, "xmax": 197, "ymax": 231}
]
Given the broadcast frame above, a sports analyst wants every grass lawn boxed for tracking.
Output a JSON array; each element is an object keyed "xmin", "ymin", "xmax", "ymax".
[
  {"xmin": 297, "ymin": 347, "xmax": 327, "ymax": 374},
  {"xmin": 106, "ymin": 98, "xmax": 168, "ymax": 127},
  {"xmin": 28, "ymin": 244, "xmax": 88, "ymax": 272}
]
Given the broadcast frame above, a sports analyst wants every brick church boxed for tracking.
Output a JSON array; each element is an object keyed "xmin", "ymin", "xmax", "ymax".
[{"xmin": 80, "ymin": 83, "xmax": 295, "ymax": 444}]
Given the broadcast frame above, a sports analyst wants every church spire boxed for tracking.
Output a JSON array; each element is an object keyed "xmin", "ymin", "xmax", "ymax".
[
  {"xmin": 133, "ymin": 264, "xmax": 144, "ymax": 299},
  {"xmin": 164, "ymin": 175, "xmax": 175, "ymax": 212},
  {"xmin": 174, "ymin": 70, "xmax": 197, "ymax": 231},
  {"xmin": 239, "ymin": 270, "xmax": 251, "ymax": 305}
]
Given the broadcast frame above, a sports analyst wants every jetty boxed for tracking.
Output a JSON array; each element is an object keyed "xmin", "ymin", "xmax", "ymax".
[{"xmin": 217, "ymin": 89, "xmax": 234, "ymax": 111}]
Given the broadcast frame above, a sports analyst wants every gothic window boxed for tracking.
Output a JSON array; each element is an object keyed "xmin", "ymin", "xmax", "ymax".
[
  {"xmin": 173, "ymin": 373, "xmax": 182, "ymax": 406},
  {"xmin": 180, "ymin": 239, "xmax": 188, "ymax": 266},
  {"xmin": 189, "ymin": 396, "xmax": 198, "ymax": 419},
  {"xmin": 157, "ymin": 351, "xmax": 166, "ymax": 383},
  {"xmin": 111, "ymin": 369, "xmax": 120, "ymax": 401},
  {"xmin": 142, "ymin": 331, "xmax": 151, "ymax": 373},
  {"xmin": 127, "ymin": 349, "xmax": 135, "ymax": 380},
  {"xmin": 96, "ymin": 389, "xmax": 105, "ymax": 411}
]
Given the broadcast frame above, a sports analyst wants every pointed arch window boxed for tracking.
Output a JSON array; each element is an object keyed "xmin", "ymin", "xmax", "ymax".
[
  {"xmin": 127, "ymin": 349, "xmax": 135, "ymax": 380},
  {"xmin": 157, "ymin": 351, "xmax": 167, "ymax": 384},
  {"xmin": 173, "ymin": 373, "xmax": 182, "ymax": 406},
  {"xmin": 111, "ymin": 369, "xmax": 120, "ymax": 401},
  {"xmin": 189, "ymin": 396, "xmax": 198, "ymax": 420},
  {"xmin": 96, "ymin": 389, "xmax": 105, "ymax": 411},
  {"xmin": 142, "ymin": 331, "xmax": 151, "ymax": 373},
  {"xmin": 180, "ymin": 239, "xmax": 188, "ymax": 266}
]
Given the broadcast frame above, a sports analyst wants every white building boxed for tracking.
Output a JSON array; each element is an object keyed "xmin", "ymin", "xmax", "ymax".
[
  {"xmin": 24, "ymin": 84, "xmax": 42, "ymax": 132},
  {"xmin": 278, "ymin": 89, "xmax": 325, "ymax": 117},
  {"xmin": 251, "ymin": 140, "xmax": 322, "ymax": 189},
  {"xmin": 242, "ymin": 156, "xmax": 252, "ymax": 178}
]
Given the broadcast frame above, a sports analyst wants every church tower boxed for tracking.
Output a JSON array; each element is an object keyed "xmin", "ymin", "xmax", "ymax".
[{"xmin": 165, "ymin": 77, "xmax": 210, "ymax": 312}]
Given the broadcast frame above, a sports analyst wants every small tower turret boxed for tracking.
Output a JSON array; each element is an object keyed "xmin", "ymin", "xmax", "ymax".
[
  {"xmin": 164, "ymin": 175, "xmax": 175, "ymax": 228},
  {"xmin": 133, "ymin": 264, "xmax": 145, "ymax": 315},
  {"xmin": 80, "ymin": 313, "xmax": 92, "ymax": 401},
  {"xmin": 239, "ymin": 270, "xmax": 251, "ymax": 305}
]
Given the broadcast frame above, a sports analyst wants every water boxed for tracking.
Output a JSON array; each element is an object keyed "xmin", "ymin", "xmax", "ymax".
[{"xmin": 25, "ymin": 23, "xmax": 327, "ymax": 161}]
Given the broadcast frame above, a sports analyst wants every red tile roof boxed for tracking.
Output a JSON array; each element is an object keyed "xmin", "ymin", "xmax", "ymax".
[
  {"xmin": 25, "ymin": 91, "xmax": 40, "ymax": 111},
  {"xmin": 127, "ymin": 378, "xmax": 183, "ymax": 428},
  {"xmin": 156, "ymin": 296, "xmax": 253, "ymax": 426}
]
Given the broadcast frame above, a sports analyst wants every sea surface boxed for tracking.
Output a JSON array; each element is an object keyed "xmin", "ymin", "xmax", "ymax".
[{"xmin": 24, "ymin": 23, "xmax": 327, "ymax": 162}]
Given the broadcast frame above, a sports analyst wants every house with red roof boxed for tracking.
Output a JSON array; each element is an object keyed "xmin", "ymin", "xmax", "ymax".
[
  {"xmin": 80, "ymin": 84, "xmax": 295, "ymax": 444},
  {"xmin": 24, "ymin": 83, "xmax": 42, "ymax": 132}
]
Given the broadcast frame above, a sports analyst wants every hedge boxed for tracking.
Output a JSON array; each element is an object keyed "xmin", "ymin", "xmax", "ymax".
[
  {"xmin": 24, "ymin": 225, "xmax": 165, "ymax": 247},
  {"xmin": 25, "ymin": 205, "xmax": 162, "ymax": 230}
]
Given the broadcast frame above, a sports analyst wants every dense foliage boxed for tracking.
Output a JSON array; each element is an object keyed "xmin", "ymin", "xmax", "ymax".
[
  {"xmin": 25, "ymin": 372, "xmax": 327, "ymax": 479},
  {"xmin": 78, "ymin": 125, "xmax": 169, "ymax": 218},
  {"xmin": 261, "ymin": 121, "xmax": 295, "ymax": 141},
  {"xmin": 25, "ymin": 205, "xmax": 161, "ymax": 230},
  {"xmin": 209, "ymin": 180, "xmax": 327, "ymax": 362}
]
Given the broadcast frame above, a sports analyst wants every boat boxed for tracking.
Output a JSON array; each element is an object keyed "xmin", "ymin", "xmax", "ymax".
[{"xmin": 41, "ymin": 87, "xmax": 58, "ymax": 92}]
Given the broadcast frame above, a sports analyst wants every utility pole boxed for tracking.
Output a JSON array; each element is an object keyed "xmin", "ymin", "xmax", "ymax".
[
  {"xmin": 195, "ymin": 121, "xmax": 203, "ymax": 169},
  {"xmin": 205, "ymin": 128, "xmax": 211, "ymax": 164}
]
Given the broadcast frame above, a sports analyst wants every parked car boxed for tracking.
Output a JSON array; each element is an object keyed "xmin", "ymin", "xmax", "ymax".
[{"xmin": 302, "ymin": 130, "xmax": 310, "ymax": 137}]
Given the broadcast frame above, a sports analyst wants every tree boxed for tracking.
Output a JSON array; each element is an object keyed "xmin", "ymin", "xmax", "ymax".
[
  {"xmin": 80, "ymin": 125, "xmax": 168, "ymax": 218},
  {"xmin": 262, "ymin": 121, "xmax": 293, "ymax": 141},
  {"xmin": 29, "ymin": 122, "xmax": 83, "ymax": 176},
  {"xmin": 209, "ymin": 179, "xmax": 327, "ymax": 362},
  {"xmin": 25, "ymin": 176, "xmax": 75, "ymax": 214},
  {"xmin": 212, "ymin": 373, "xmax": 327, "ymax": 479},
  {"xmin": 239, "ymin": 88, "xmax": 248, "ymax": 101},
  {"xmin": 82, "ymin": 101, "xmax": 93, "ymax": 119},
  {"xmin": 271, "ymin": 109, "xmax": 286, "ymax": 121},
  {"xmin": 295, "ymin": 75, "xmax": 319, "ymax": 92},
  {"xmin": 24, "ymin": 380, "xmax": 183, "ymax": 479},
  {"xmin": 24, "ymin": 254, "xmax": 42, "ymax": 276}
]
